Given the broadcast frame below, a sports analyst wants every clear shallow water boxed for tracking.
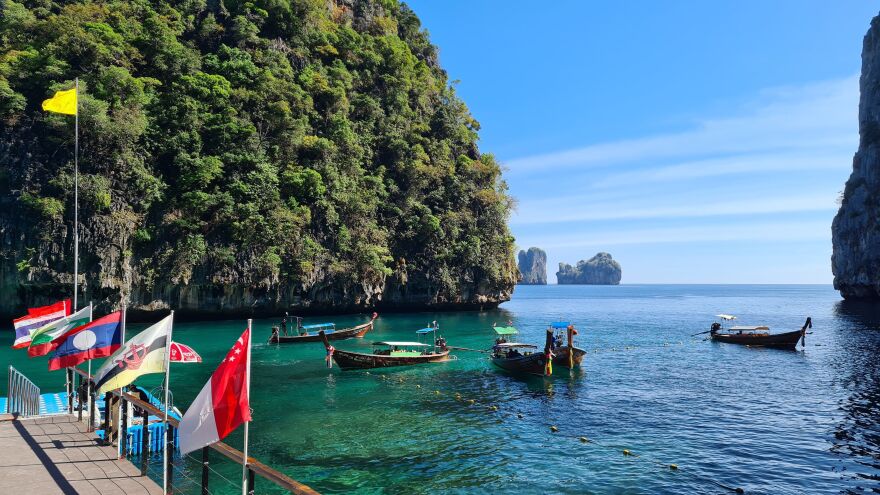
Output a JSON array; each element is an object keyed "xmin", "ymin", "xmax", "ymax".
[{"xmin": 4, "ymin": 284, "xmax": 880, "ymax": 494}]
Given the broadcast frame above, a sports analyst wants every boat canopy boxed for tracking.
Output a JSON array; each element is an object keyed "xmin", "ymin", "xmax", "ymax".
[
  {"xmin": 302, "ymin": 323, "xmax": 334, "ymax": 330},
  {"xmin": 493, "ymin": 342, "xmax": 537, "ymax": 349},
  {"xmin": 716, "ymin": 314, "xmax": 737, "ymax": 321},
  {"xmin": 415, "ymin": 328, "xmax": 435, "ymax": 334},
  {"xmin": 550, "ymin": 322, "xmax": 571, "ymax": 329},
  {"xmin": 728, "ymin": 325, "xmax": 770, "ymax": 331},
  {"xmin": 493, "ymin": 326, "xmax": 518, "ymax": 335},
  {"xmin": 373, "ymin": 341, "xmax": 428, "ymax": 347}
]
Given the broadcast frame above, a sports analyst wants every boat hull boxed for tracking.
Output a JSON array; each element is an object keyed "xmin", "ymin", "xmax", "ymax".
[
  {"xmin": 269, "ymin": 321, "xmax": 372, "ymax": 344},
  {"xmin": 491, "ymin": 352, "xmax": 548, "ymax": 376},
  {"xmin": 552, "ymin": 346, "xmax": 586, "ymax": 368},
  {"xmin": 711, "ymin": 329, "xmax": 804, "ymax": 349},
  {"xmin": 331, "ymin": 349, "xmax": 450, "ymax": 370}
]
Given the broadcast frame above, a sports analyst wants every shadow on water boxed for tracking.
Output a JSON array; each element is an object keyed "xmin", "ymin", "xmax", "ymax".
[{"xmin": 831, "ymin": 300, "xmax": 880, "ymax": 492}]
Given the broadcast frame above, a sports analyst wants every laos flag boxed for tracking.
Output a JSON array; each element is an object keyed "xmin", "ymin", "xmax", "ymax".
[{"xmin": 48, "ymin": 312, "xmax": 122, "ymax": 371}]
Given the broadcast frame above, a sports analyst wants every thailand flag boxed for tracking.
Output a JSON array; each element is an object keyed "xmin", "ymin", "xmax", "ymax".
[
  {"xmin": 11, "ymin": 299, "xmax": 70, "ymax": 349},
  {"xmin": 47, "ymin": 312, "xmax": 122, "ymax": 371},
  {"xmin": 178, "ymin": 327, "xmax": 251, "ymax": 455}
]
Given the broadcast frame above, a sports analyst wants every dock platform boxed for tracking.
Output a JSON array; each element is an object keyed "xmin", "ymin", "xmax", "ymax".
[{"xmin": 0, "ymin": 414, "xmax": 162, "ymax": 494}]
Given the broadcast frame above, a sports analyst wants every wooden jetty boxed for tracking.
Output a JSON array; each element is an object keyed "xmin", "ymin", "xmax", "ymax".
[
  {"xmin": 0, "ymin": 414, "xmax": 162, "ymax": 494},
  {"xmin": 1, "ymin": 365, "xmax": 320, "ymax": 494}
]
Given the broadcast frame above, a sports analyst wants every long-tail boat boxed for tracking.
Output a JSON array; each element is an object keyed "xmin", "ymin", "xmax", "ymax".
[
  {"xmin": 706, "ymin": 314, "xmax": 811, "ymax": 349},
  {"xmin": 490, "ymin": 326, "xmax": 555, "ymax": 376},
  {"xmin": 268, "ymin": 313, "xmax": 376, "ymax": 344},
  {"xmin": 548, "ymin": 321, "xmax": 586, "ymax": 368},
  {"xmin": 320, "ymin": 323, "xmax": 450, "ymax": 370}
]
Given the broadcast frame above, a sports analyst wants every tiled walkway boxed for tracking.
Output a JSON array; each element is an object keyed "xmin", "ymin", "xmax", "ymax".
[{"xmin": 0, "ymin": 415, "xmax": 162, "ymax": 494}]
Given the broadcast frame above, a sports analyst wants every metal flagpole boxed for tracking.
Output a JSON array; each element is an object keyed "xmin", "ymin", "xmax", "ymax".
[
  {"xmin": 117, "ymin": 304, "xmax": 126, "ymax": 458},
  {"xmin": 163, "ymin": 310, "xmax": 174, "ymax": 494},
  {"xmin": 73, "ymin": 77, "xmax": 79, "ymax": 312},
  {"xmin": 64, "ymin": 299, "xmax": 71, "ymax": 414},
  {"xmin": 86, "ymin": 302, "xmax": 93, "ymax": 430},
  {"xmin": 242, "ymin": 319, "xmax": 252, "ymax": 495}
]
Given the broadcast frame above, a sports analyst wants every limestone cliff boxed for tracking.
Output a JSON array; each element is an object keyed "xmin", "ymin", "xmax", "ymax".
[
  {"xmin": 0, "ymin": 0, "xmax": 518, "ymax": 320},
  {"xmin": 557, "ymin": 253, "xmax": 622, "ymax": 285},
  {"xmin": 833, "ymin": 13, "xmax": 880, "ymax": 300},
  {"xmin": 517, "ymin": 247, "xmax": 547, "ymax": 285}
]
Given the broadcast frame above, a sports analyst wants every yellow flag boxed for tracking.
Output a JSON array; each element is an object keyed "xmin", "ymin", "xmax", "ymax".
[{"xmin": 41, "ymin": 87, "xmax": 77, "ymax": 115}]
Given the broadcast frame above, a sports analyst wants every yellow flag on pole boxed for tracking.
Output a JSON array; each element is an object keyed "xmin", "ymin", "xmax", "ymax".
[{"xmin": 42, "ymin": 87, "xmax": 77, "ymax": 115}]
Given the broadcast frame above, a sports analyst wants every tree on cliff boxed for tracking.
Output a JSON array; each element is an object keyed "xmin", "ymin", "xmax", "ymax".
[{"xmin": 0, "ymin": 0, "xmax": 517, "ymax": 316}]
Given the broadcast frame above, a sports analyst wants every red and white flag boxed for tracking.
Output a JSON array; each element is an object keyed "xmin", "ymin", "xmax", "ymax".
[{"xmin": 178, "ymin": 328, "xmax": 251, "ymax": 455}]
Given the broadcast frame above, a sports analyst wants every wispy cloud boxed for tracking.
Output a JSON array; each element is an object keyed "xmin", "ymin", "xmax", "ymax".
[
  {"xmin": 519, "ymin": 219, "xmax": 830, "ymax": 249},
  {"xmin": 505, "ymin": 76, "xmax": 857, "ymax": 175},
  {"xmin": 504, "ymin": 76, "xmax": 856, "ymax": 283},
  {"xmin": 512, "ymin": 192, "xmax": 838, "ymax": 225}
]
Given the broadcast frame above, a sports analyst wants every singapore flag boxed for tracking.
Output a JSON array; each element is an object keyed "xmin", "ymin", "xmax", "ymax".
[{"xmin": 178, "ymin": 327, "xmax": 252, "ymax": 455}]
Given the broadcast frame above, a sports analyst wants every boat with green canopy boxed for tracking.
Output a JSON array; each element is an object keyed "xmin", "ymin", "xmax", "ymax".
[{"xmin": 320, "ymin": 323, "xmax": 451, "ymax": 369}]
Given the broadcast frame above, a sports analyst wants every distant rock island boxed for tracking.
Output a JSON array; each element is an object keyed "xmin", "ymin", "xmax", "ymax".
[
  {"xmin": 557, "ymin": 253, "xmax": 622, "ymax": 285},
  {"xmin": 833, "ymin": 13, "xmax": 880, "ymax": 300},
  {"xmin": 517, "ymin": 247, "xmax": 547, "ymax": 285}
]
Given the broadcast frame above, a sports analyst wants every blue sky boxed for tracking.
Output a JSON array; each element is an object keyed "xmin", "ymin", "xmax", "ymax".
[{"xmin": 405, "ymin": 1, "xmax": 878, "ymax": 283}]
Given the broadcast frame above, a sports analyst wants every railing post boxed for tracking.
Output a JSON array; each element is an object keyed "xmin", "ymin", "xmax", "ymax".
[
  {"xmin": 88, "ymin": 382, "xmax": 96, "ymax": 432},
  {"xmin": 247, "ymin": 467, "xmax": 255, "ymax": 495},
  {"xmin": 141, "ymin": 407, "xmax": 150, "ymax": 476},
  {"xmin": 166, "ymin": 424, "xmax": 174, "ymax": 494},
  {"xmin": 77, "ymin": 374, "xmax": 84, "ymax": 421},
  {"xmin": 103, "ymin": 392, "xmax": 111, "ymax": 444},
  {"xmin": 7, "ymin": 366, "xmax": 11, "ymax": 414},
  {"xmin": 119, "ymin": 395, "xmax": 128, "ymax": 458},
  {"xmin": 67, "ymin": 368, "xmax": 74, "ymax": 414},
  {"xmin": 201, "ymin": 447, "xmax": 209, "ymax": 495}
]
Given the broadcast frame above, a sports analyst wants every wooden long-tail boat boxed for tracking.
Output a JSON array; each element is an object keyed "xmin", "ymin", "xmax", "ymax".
[
  {"xmin": 490, "ymin": 343, "xmax": 548, "ymax": 376},
  {"xmin": 268, "ymin": 313, "xmax": 376, "ymax": 344},
  {"xmin": 548, "ymin": 321, "xmax": 586, "ymax": 368},
  {"xmin": 490, "ymin": 326, "xmax": 555, "ymax": 376},
  {"xmin": 707, "ymin": 314, "xmax": 811, "ymax": 349},
  {"xmin": 320, "ymin": 323, "xmax": 450, "ymax": 370}
]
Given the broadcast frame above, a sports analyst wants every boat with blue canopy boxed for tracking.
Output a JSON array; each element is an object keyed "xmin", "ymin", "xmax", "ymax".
[
  {"xmin": 268, "ymin": 312, "xmax": 377, "ymax": 344},
  {"xmin": 547, "ymin": 321, "xmax": 586, "ymax": 368}
]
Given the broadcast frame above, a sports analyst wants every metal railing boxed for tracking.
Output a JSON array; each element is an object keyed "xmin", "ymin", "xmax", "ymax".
[
  {"xmin": 70, "ymin": 367, "xmax": 319, "ymax": 495},
  {"xmin": 7, "ymin": 366, "xmax": 40, "ymax": 417}
]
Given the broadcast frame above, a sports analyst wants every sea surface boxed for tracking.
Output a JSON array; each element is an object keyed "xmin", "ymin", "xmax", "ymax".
[{"xmin": 4, "ymin": 284, "xmax": 880, "ymax": 494}]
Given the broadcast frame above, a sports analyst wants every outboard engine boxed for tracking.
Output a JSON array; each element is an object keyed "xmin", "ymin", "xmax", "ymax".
[{"xmin": 710, "ymin": 322, "xmax": 721, "ymax": 335}]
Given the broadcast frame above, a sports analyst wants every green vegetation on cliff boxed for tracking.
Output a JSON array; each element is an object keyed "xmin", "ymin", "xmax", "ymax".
[{"xmin": 0, "ymin": 0, "xmax": 517, "ymax": 316}]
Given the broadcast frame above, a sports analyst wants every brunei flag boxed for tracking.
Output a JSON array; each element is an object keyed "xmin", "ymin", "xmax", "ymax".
[
  {"xmin": 48, "ymin": 312, "xmax": 122, "ymax": 371},
  {"xmin": 28, "ymin": 305, "xmax": 92, "ymax": 357},
  {"xmin": 92, "ymin": 314, "xmax": 172, "ymax": 394}
]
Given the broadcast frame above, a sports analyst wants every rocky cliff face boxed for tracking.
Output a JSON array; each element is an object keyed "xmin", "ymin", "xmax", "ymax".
[
  {"xmin": 517, "ymin": 247, "xmax": 547, "ymax": 285},
  {"xmin": 557, "ymin": 253, "xmax": 622, "ymax": 285},
  {"xmin": 833, "ymin": 14, "xmax": 880, "ymax": 300},
  {"xmin": 0, "ymin": 0, "xmax": 518, "ymax": 320}
]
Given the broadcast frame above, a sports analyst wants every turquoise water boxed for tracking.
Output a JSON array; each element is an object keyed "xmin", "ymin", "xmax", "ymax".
[{"xmin": 4, "ymin": 284, "xmax": 880, "ymax": 494}]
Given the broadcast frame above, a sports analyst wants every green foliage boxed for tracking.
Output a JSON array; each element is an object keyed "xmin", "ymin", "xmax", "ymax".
[
  {"xmin": 20, "ymin": 192, "xmax": 64, "ymax": 221},
  {"xmin": 0, "ymin": 0, "xmax": 516, "ymax": 294}
]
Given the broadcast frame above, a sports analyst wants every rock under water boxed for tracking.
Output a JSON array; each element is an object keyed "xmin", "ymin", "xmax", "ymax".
[
  {"xmin": 517, "ymin": 247, "xmax": 547, "ymax": 285},
  {"xmin": 557, "ymin": 252, "xmax": 622, "ymax": 285},
  {"xmin": 833, "ymin": 13, "xmax": 880, "ymax": 300}
]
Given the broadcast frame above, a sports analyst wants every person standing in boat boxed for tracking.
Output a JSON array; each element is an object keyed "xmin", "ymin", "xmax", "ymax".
[{"xmin": 281, "ymin": 313, "xmax": 289, "ymax": 336}]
